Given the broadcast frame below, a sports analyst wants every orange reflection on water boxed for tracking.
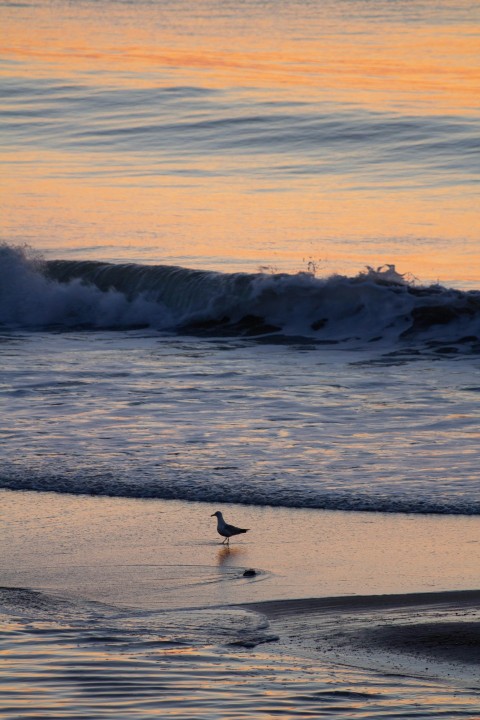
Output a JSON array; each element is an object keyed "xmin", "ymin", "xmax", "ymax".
[
  {"xmin": 2, "ymin": 1, "xmax": 479, "ymax": 284},
  {"xmin": 3, "ymin": 9, "xmax": 480, "ymax": 114},
  {"xmin": 3, "ymin": 153, "xmax": 479, "ymax": 284}
]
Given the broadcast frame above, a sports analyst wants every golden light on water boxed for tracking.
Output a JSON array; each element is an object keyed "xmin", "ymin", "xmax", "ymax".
[
  {"xmin": 4, "ymin": 1, "xmax": 479, "ymax": 109},
  {"xmin": 2, "ymin": 1, "xmax": 479, "ymax": 284}
]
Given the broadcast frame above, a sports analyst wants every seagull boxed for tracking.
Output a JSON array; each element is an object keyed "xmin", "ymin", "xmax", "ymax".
[{"xmin": 211, "ymin": 511, "xmax": 249, "ymax": 544}]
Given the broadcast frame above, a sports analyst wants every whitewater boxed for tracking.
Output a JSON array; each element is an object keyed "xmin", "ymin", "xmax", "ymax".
[
  {"xmin": 1, "ymin": 243, "xmax": 480, "ymax": 515},
  {"xmin": 3, "ymin": 242, "xmax": 480, "ymax": 344}
]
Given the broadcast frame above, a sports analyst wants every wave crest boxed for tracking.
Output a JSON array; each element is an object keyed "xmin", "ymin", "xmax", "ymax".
[{"xmin": 2, "ymin": 243, "xmax": 480, "ymax": 347}]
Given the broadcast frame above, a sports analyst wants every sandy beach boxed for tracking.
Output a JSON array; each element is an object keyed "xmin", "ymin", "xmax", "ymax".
[
  {"xmin": 2, "ymin": 489, "xmax": 480, "ymax": 608},
  {"xmin": 1, "ymin": 489, "xmax": 479, "ymax": 719}
]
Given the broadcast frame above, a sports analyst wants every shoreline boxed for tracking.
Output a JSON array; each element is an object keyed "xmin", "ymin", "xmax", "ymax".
[
  {"xmin": 2, "ymin": 582, "xmax": 478, "ymax": 689},
  {"xmin": 1, "ymin": 488, "xmax": 480, "ymax": 608},
  {"xmin": 1, "ymin": 489, "xmax": 479, "ymax": 710}
]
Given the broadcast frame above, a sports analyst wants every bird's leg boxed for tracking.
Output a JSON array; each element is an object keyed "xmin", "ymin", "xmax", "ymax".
[{"xmin": 222, "ymin": 537, "xmax": 227, "ymax": 544}]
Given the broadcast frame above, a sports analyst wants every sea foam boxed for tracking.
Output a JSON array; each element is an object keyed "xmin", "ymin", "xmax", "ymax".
[{"xmin": 2, "ymin": 243, "xmax": 480, "ymax": 349}]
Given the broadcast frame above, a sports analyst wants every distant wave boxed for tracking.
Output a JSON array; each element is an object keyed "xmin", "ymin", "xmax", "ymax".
[
  {"xmin": 2, "ymin": 243, "xmax": 480, "ymax": 349},
  {"xmin": 2, "ymin": 76, "xmax": 478, "ymax": 183}
]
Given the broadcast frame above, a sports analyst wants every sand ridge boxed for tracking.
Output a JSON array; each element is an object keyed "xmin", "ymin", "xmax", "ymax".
[{"xmin": 241, "ymin": 589, "xmax": 480, "ymax": 686}]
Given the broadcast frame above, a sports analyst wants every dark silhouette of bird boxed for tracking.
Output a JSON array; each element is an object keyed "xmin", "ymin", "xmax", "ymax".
[{"xmin": 211, "ymin": 511, "xmax": 249, "ymax": 544}]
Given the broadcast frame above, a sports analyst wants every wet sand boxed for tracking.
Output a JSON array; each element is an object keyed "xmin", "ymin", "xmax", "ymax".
[
  {"xmin": 243, "ymin": 590, "xmax": 480, "ymax": 687},
  {"xmin": 1, "ymin": 490, "xmax": 479, "ymax": 717},
  {"xmin": 2, "ymin": 489, "xmax": 479, "ymax": 609}
]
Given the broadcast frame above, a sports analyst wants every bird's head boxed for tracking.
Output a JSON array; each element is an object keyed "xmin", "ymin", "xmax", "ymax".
[{"xmin": 211, "ymin": 511, "xmax": 222, "ymax": 518}]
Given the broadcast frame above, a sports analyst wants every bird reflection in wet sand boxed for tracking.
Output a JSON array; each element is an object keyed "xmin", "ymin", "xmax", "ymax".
[
  {"xmin": 211, "ymin": 511, "xmax": 249, "ymax": 544},
  {"xmin": 217, "ymin": 545, "xmax": 245, "ymax": 566}
]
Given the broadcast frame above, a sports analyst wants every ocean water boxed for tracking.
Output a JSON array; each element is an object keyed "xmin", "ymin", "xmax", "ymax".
[
  {"xmin": 1, "ymin": 0, "xmax": 480, "ymax": 717},
  {"xmin": 2, "ymin": 0, "xmax": 480, "ymax": 282},
  {"xmin": 2, "ymin": 242, "xmax": 480, "ymax": 514}
]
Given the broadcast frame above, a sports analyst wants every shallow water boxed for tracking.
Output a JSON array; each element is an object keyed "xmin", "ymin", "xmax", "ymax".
[
  {"xmin": 2, "ymin": 574, "xmax": 480, "ymax": 720},
  {"xmin": 2, "ymin": 610, "xmax": 480, "ymax": 720},
  {"xmin": 2, "ymin": 326, "xmax": 480, "ymax": 514}
]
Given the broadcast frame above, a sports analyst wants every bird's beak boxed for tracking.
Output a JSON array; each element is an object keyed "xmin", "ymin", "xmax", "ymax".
[{"xmin": 210, "ymin": 513, "xmax": 215, "ymax": 517}]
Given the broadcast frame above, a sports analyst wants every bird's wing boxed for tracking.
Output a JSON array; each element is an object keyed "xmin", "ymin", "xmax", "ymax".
[{"xmin": 225, "ymin": 523, "xmax": 248, "ymax": 534}]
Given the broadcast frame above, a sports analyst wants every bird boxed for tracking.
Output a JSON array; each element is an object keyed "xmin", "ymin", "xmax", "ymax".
[{"xmin": 211, "ymin": 511, "xmax": 249, "ymax": 544}]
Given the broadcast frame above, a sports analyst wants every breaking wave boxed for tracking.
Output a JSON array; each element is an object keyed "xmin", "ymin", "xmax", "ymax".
[{"xmin": 2, "ymin": 243, "xmax": 480, "ymax": 348}]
